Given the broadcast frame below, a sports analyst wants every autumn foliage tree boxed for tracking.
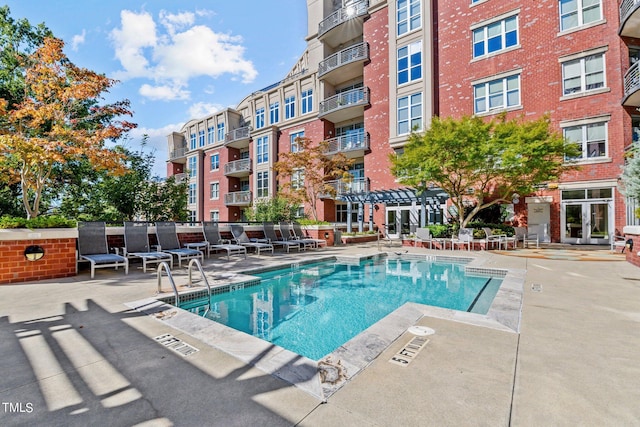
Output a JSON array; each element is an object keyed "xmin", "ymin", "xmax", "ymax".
[
  {"xmin": 390, "ymin": 114, "xmax": 579, "ymax": 228},
  {"xmin": 0, "ymin": 37, "xmax": 135, "ymax": 218},
  {"xmin": 273, "ymin": 137, "xmax": 354, "ymax": 221}
]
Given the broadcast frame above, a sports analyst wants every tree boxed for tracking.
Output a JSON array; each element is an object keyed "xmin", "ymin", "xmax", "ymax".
[
  {"xmin": 243, "ymin": 196, "xmax": 299, "ymax": 222},
  {"xmin": 619, "ymin": 146, "xmax": 640, "ymax": 217},
  {"xmin": 390, "ymin": 115, "xmax": 579, "ymax": 228},
  {"xmin": 0, "ymin": 37, "xmax": 136, "ymax": 218},
  {"xmin": 273, "ymin": 137, "xmax": 354, "ymax": 221}
]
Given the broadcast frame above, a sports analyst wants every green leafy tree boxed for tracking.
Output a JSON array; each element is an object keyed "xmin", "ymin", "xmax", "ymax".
[
  {"xmin": 243, "ymin": 196, "xmax": 299, "ymax": 222},
  {"xmin": 619, "ymin": 147, "xmax": 640, "ymax": 218},
  {"xmin": 138, "ymin": 176, "xmax": 189, "ymax": 222},
  {"xmin": 391, "ymin": 114, "xmax": 579, "ymax": 228}
]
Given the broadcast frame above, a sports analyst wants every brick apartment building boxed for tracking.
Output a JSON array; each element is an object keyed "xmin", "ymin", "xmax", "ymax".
[{"xmin": 166, "ymin": 0, "xmax": 640, "ymax": 244}]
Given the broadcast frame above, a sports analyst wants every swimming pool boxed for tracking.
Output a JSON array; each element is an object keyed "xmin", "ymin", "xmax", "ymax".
[{"xmin": 178, "ymin": 257, "xmax": 503, "ymax": 360}]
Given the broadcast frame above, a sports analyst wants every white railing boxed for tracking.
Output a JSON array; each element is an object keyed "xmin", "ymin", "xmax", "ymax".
[
  {"xmin": 620, "ymin": 0, "xmax": 640, "ymax": 24},
  {"xmin": 318, "ymin": 0, "xmax": 369, "ymax": 37},
  {"xmin": 625, "ymin": 61, "xmax": 640, "ymax": 98},
  {"xmin": 319, "ymin": 87, "xmax": 369, "ymax": 117},
  {"xmin": 318, "ymin": 42, "xmax": 369, "ymax": 77},
  {"xmin": 320, "ymin": 178, "xmax": 369, "ymax": 198},
  {"xmin": 323, "ymin": 133, "xmax": 369, "ymax": 155},
  {"xmin": 224, "ymin": 191, "xmax": 252, "ymax": 205},
  {"xmin": 224, "ymin": 159, "xmax": 251, "ymax": 175},
  {"xmin": 224, "ymin": 126, "xmax": 251, "ymax": 145}
]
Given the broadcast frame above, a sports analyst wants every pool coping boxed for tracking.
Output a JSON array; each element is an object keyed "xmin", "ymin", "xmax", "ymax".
[{"xmin": 125, "ymin": 252, "xmax": 524, "ymax": 400}]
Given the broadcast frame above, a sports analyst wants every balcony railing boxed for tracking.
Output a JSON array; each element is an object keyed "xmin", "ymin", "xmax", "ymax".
[
  {"xmin": 318, "ymin": 0, "xmax": 369, "ymax": 38},
  {"xmin": 320, "ymin": 178, "xmax": 369, "ymax": 198},
  {"xmin": 623, "ymin": 61, "xmax": 640, "ymax": 106},
  {"xmin": 224, "ymin": 159, "xmax": 252, "ymax": 176},
  {"xmin": 224, "ymin": 191, "xmax": 252, "ymax": 206},
  {"xmin": 323, "ymin": 133, "xmax": 370, "ymax": 156},
  {"xmin": 620, "ymin": 0, "xmax": 640, "ymax": 37},
  {"xmin": 319, "ymin": 87, "xmax": 369, "ymax": 118},
  {"xmin": 318, "ymin": 42, "xmax": 369, "ymax": 77},
  {"xmin": 224, "ymin": 126, "xmax": 251, "ymax": 148},
  {"xmin": 169, "ymin": 147, "xmax": 187, "ymax": 160},
  {"xmin": 173, "ymin": 173, "xmax": 187, "ymax": 183}
]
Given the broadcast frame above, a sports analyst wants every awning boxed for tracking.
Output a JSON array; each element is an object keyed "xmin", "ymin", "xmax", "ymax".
[{"xmin": 337, "ymin": 187, "xmax": 449, "ymax": 205}]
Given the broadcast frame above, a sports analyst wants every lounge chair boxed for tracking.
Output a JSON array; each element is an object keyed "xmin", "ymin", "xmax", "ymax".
[
  {"xmin": 123, "ymin": 222, "xmax": 173, "ymax": 272},
  {"xmin": 292, "ymin": 222, "xmax": 327, "ymax": 248},
  {"xmin": 155, "ymin": 221, "xmax": 204, "ymax": 267},
  {"xmin": 610, "ymin": 234, "xmax": 626, "ymax": 253},
  {"xmin": 513, "ymin": 227, "xmax": 539, "ymax": 248},
  {"xmin": 262, "ymin": 222, "xmax": 304, "ymax": 252},
  {"xmin": 202, "ymin": 222, "xmax": 247, "ymax": 260},
  {"xmin": 482, "ymin": 227, "xmax": 504, "ymax": 250},
  {"xmin": 279, "ymin": 221, "xmax": 316, "ymax": 250},
  {"xmin": 414, "ymin": 227, "xmax": 434, "ymax": 249},
  {"xmin": 230, "ymin": 224, "xmax": 274, "ymax": 255},
  {"xmin": 78, "ymin": 221, "xmax": 128, "ymax": 279},
  {"xmin": 451, "ymin": 227, "xmax": 474, "ymax": 251}
]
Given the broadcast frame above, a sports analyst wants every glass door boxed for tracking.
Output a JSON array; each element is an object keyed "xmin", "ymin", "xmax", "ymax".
[
  {"xmin": 386, "ymin": 206, "xmax": 418, "ymax": 239},
  {"xmin": 563, "ymin": 202, "xmax": 610, "ymax": 244}
]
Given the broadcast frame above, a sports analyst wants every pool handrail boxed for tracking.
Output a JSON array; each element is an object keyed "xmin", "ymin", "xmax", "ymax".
[{"xmin": 156, "ymin": 261, "xmax": 180, "ymax": 306}]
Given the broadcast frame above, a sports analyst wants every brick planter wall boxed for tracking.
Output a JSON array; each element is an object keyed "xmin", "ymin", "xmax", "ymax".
[{"xmin": 0, "ymin": 229, "xmax": 78, "ymax": 284}]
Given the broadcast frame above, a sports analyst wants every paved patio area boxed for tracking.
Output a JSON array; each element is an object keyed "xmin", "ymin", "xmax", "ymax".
[{"xmin": 0, "ymin": 243, "xmax": 637, "ymax": 426}]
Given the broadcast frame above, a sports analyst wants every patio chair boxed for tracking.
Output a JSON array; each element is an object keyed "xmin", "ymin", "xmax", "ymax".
[
  {"xmin": 610, "ymin": 234, "xmax": 626, "ymax": 253},
  {"xmin": 123, "ymin": 222, "xmax": 173, "ymax": 272},
  {"xmin": 155, "ymin": 221, "xmax": 204, "ymax": 267},
  {"xmin": 292, "ymin": 221, "xmax": 327, "ymax": 248},
  {"xmin": 279, "ymin": 221, "xmax": 316, "ymax": 250},
  {"xmin": 262, "ymin": 222, "xmax": 304, "ymax": 252},
  {"xmin": 180, "ymin": 223, "xmax": 214, "ymax": 258},
  {"xmin": 451, "ymin": 227, "xmax": 474, "ymax": 251},
  {"xmin": 202, "ymin": 222, "xmax": 247, "ymax": 260},
  {"xmin": 229, "ymin": 224, "xmax": 274, "ymax": 255},
  {"xmin": 413, "ymin": 227, "xmax": 434, "ymax": 249},
  {"xmin": 482, "ymin": 227, "xmax": 504, "ymax": 250},
  {"xmin": 78, "ymin": 221, "xmax": 128, "ymax": 279},
  {"xmin": 514, "ymin": 227, "xmax": 539, "ymax": 248}
]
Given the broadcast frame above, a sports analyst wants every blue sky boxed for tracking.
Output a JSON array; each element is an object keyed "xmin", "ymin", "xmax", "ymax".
[{"xmin": 4, "ymin": 1, "xmax": 308, "ymax": 177}]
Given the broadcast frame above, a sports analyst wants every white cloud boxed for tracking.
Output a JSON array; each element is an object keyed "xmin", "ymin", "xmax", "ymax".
[
  {"xmin": 139, "ymin": 83, "xmax": 190, "ymax": 101},
  {"xmin": 188, "ymin": 102, "xmax": 223, "ymax": 119},
  {"xmin": 71, "ymin": 30, "xmax": 86, "ymax": 51},
  {"xmin": 109, "ymin": 9, "xmax": 257, "ymax": 101}
]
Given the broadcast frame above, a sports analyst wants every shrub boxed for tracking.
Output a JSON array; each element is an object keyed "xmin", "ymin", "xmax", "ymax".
[{"xmin": 0, "ymin": 215, "xmax": 76, "ymax": 229}]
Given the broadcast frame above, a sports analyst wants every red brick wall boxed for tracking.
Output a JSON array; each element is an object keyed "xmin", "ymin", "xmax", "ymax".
[{"xmin": 0, "ymin": 238, "xmax": 76, "ymax": 284}]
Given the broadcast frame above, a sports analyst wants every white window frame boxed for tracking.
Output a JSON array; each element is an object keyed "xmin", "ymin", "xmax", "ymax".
[
  {"xmin": 207, "ymin": 126, "xmax": 215, "ymax": 144},
  {"xmin": 255, "ymin": 107, "xmax": 265, "ymax": 129},
  {"xmin": 292, "ymin": 168, "xmax": 305, "ymax": 190},
  {"xmin": 561, "ymin": 115, "xmax": 610, "ymax": 162},
  {"xmin": 217, "ymin": 123, "xmax": 225, "ymax": 142},
  {"xmin": 270, "ymin": 102, "xmax": 279, "ymax": 124},
  {"xmin": 256, "ymin": 135, "xmax": 269, "ymax": 165},
  {"xmin": 560, "ymin": 50, "xmax": 606, "ymax": 97},
  {"xmin": 210, "ymin": 210, "xmax": 219, "ymax": 222},
  {"xmin": 397, "ymin": 92, "xmax": 423, "ymax": 135},
  {"xmin": 210, "ymin": 182, "xmax": 220, "ymax": 200},
  {"xmin": 397, "ymin": 41, "xmax": 422, "ymax": 85},
  {"xmin": 188, "ymin": 183, "xmax": 197, "ymax": 205},
  {"xmin": 188, "ymin": 156, "xmax": 197, "ymax": 178},
  {"xmin": 210, "ymin": 153, "xmax": 220, "ymax": 171},
  {"xmin": 397, "ymin": 0, "xmax": 422, "ymax": 36},
  {"xmin": 301, "ymin": 89, "xmax": 313, "ymax": 114},
  {"xmin": 471, "ymin": 13, "xmax": 519, "ymax": 59},
  {"xmin": 473, "ymin": 72, "xmax": 521, "ymax": 114},
  {"xmin": 559, "ymin": 0, "xmax": 603, "ymax": 32},
  {"xmin": 290, "ymin": 131, "xmax": 304, "ymax": 152},
  {"xmin": 285, "ymin": 96, "xmax": 295, "ymax": 119},
  {"xmin": 257, "ymin": 171, "xmax": 269, "ymax": 198}
]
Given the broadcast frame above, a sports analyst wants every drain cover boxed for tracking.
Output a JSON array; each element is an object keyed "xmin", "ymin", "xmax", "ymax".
[
  {"xmin": 154, "ymin": 333, "xmax": 199, "ymax": 356},
  {"xmin": 531, "ymin": 283, "xmax": 543, "ymax": 292},
  {"xmin": 407, "ymin": 326, "xmax": 435, "ymax": 336}
]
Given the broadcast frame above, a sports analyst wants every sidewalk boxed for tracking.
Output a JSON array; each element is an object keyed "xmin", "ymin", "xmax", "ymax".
[{"xmin": 0, "ymin": 245, "xmax": 638, "ymax": 426}]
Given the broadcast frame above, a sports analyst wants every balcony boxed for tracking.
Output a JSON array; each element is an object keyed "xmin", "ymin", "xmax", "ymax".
[
  {"xmin": 320, "ymin": 178, "xmax": 369, "ymax": 199},
  {"xmin": 224, "ymin": 126, "xmax": 251, "ymax": 149},
  {"xmin": 323, "ymin": 133, "xmax": 369, "ymax": 158},
  {"xmin": 620, "ymin": 0, "xmax": 640, "ymax": 37},
  {"xmin": 172, "ymin": 173, "xmax": 187, "ymax": 183},
  {"xmin": 319, "ymin": 42, "xmax": 369, "ymax": 86},
  {"xmin": 318, "ymin": 0, "xmax": 369, "ymax": 48},
  {"xmin": 623, "ymin": 61, "xmax": 640, "ymax": 107},
  {"xmin": 319, "ymin": 87, "xmax": 369, "ymax": 123},
  {"xmin": 224, "ymin": 190, "xmax": 252, "ymax": 206},
  {"xmin": 224, "ymin": 158, "xmax": 252, "ymax": 177},
  {"xmin": 169, "ymin": 147, "xmax": 187, "ymax": 161}
]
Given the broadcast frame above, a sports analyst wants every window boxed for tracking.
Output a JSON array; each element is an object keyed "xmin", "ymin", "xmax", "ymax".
[
  {"xmin": 257, "ymin": 171, "xmax": 269, "ymax": 198},
  {"xmin": 398, "ymin": 41, "xmax": 422, "ymax": 85},
  {"xmin": 563, "ymin": 121, "xmax": 607, "ymax": 161},
  {"xmin": 190, "ymin": 133, "xmax": 196, "ymax": 150},
  {"xmin": 255, "ymin": 107, "xmax": 265, "ymax": 129},
  {"xmin": 336, "ymin": 204, "xmax": 358, "ymax": 223},
  {"xmin": 217, "ymin": 123, "xmax": 225, "ymax": 141},
  {"xmin": 472, "ymin": 15, "xmax": 518, "ymax": 58},
  {"xmin": 397, "ymin": 92, "xmax": 423, "ymax": 135},
  {"xmin": 198, "ymin": 130, "xmax": 205, "ymax": 147},
  {"xmin": 188, "ymin": 156, "xmax": 197, "ymax": 178},
  {"xmin": 290, "ymin": 131, "xmax": 304, "ymax": 152},
  {"xmin": 397, "ymin": 0, "xmax": 421, "ymax": 36},
  {"xmin": 188, "ymin": 183, "xmax": 197, "ymax": 204},
  {"xmin": 210, "ymin": 153, "xmax": 219, "ymax": 170},
  {"xmin": 473, "ymin": 74, "xmax": 520, "ymax": 114},
  {"xmin": 207, "ymin": 126, "xmax": 215, "ymax": 144},
  {"xmin": 210, "ymin": 182, "xmax": 219, "ymax": 199},
  {"xmin": 188, "ymin": 210, "xmax": 196, "ymax": 223},
  {"xmin": 559, "ymin": 0, "xmax": 602, "ymax": 32},
  {"xmin": 285, "ymin": 96, "xmax": 295, "ymax": 119},
  {"xmin": 562, "ymin": 53, "xmax": 605, "ymax": 96},
  {"xmin": 301, "ymin": 89, "xmax": 313, "ymax": 114},
  {"xmin": 210, "ymin": 210, "xmax": 219, "ymax": 222},
  {"xmin": 256, "ymin": 136, "xmax": 269, "ymax": 164},
  {"xmin": 292, "ymin": 169, "xmax": 304, "ymax": 190},
  {"xmin": 269, "ymin": 102, "xmax": 279, "ymax": 124}
]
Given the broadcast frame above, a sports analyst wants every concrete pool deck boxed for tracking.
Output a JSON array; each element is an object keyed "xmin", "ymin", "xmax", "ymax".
[{"xmin": 0, "ymin": 244, "xmax": 638, "ymax": 425}]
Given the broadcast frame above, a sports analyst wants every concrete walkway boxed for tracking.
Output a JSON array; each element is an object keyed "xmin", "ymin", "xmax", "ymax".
[{"xmin": 0, "ymin": 244, "xmax": 637, "ymax": 426}]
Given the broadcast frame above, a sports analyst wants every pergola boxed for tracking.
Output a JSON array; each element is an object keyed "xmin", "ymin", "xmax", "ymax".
[{"xmin": 337, "ymin": 187, "xmax": 450, "ymax": 233}]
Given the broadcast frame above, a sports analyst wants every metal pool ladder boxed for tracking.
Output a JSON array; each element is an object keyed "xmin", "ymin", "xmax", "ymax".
[{"xmin": 156, "ymin": 259, "xmax": 213, "ymax": 314}]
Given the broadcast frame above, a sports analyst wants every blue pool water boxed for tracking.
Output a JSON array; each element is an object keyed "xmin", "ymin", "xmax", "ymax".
[{"xmin": 179, "ymin": 258, "xmax": 502, "ymax": 360}]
